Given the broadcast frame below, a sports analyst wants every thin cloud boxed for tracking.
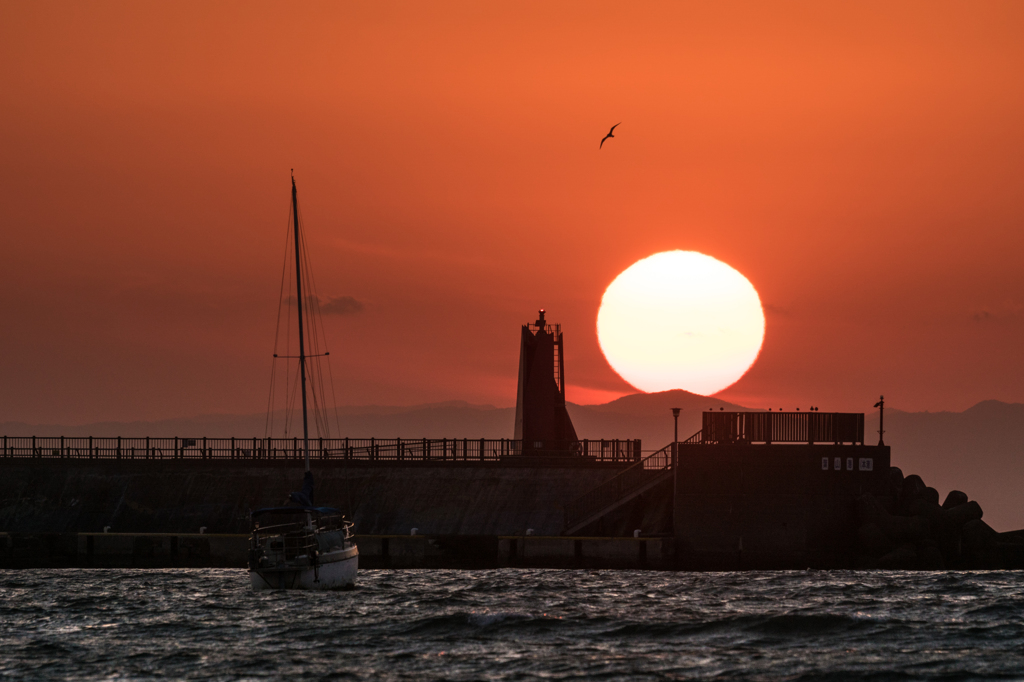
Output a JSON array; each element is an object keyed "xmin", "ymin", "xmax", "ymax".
[
  {"xmin": 320, "ymin": 295, "xmax": 365, "ymax": 316},
  {"xmin": 970, "ymin": 300, "xmax": 1022, "ymax": 323},
  {"xmin": 285, "ymin": 295, "xmax": 365, "ymax": 315}
]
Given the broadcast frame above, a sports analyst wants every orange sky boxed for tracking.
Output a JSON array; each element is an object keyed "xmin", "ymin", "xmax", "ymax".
[{"xmin": 2, "ymin": 1, "xmax": 1024, "ymax": 425}]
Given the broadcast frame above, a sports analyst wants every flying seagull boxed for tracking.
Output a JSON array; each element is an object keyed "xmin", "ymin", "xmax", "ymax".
[{"xmin": 600, "ymin": 122, "xmax": 620, "ymax": 149}]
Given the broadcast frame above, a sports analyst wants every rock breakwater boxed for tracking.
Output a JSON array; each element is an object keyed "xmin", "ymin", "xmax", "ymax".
[{"xmin": 856, "ymin": 467, "xmax": 1024, "ymax": 569}]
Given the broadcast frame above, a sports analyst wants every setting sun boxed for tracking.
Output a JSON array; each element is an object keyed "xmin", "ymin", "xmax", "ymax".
[{"xmin": 597, "ymin": 250, "xmax": 765, "ymax": 395}]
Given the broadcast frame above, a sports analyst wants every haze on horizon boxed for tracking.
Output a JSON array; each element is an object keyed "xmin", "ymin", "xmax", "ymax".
[{"xmin": 3, "ymin": 1, "xmax": 1024, "ymax": 426}]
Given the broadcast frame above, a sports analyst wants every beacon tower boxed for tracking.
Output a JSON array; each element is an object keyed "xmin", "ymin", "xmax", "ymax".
[{"xmin": 513, "ymin": 310, "xmax": 579, "ymax": 455}]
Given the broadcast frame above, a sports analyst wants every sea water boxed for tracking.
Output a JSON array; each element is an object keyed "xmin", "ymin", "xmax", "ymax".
[{"xmin": 1, "ymin": 569, "xmax": 1022, "ymax": 680}]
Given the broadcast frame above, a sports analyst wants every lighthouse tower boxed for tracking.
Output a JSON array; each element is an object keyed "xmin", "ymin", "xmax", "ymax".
[{"xmin": 513, "ymin": 310, "xmax": 579, "ymax": 455}]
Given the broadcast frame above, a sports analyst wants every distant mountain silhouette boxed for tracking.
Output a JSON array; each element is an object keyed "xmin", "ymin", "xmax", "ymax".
[
  {"xmin": 569, "ymin": 389, "xmax": 749, "ymax": 449},
  {"xmin": 0, "ymin": 402, "xmax": 514, "ymax": 440},
  {"xmin": 3, "ymin": 393, "xmax": 1022, "ymax": 530},
  {"xmin": 0, "ymin": 390, "xmax": 736, "ymax": 448},
  {"xmin": 585, "ymin": 389, "xmax": 747, "ymax": 416}
]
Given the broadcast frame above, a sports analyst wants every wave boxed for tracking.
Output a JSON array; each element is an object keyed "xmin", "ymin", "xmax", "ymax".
[
  {"xmin": 394, "ymin": 610, "xmax": 565, "ymax": 636},
  {"xmin": 3, "ymin": 569, "xmax": 1024, "ymax": 681}
]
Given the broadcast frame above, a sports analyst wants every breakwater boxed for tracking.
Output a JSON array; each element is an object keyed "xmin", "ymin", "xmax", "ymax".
[
  {"xmin": 0, "ymin": 458, "xmax": 631, "ymax": 536},
  {"xmin": 3, "ymin": 436, "xmax": 1021, "ymax": 570},
  {"xmin": 852, "ymin": 467, "xmax": 1024, "ymax": 570},
  {"xmin": 0, "ymin": 532, "xmax": 671, "ymax": 570}
]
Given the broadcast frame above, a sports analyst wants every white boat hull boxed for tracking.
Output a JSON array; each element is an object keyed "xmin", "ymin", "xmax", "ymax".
[{"xmin": 250, "ymin": 545, "xmax": 359, "ymax": 591}]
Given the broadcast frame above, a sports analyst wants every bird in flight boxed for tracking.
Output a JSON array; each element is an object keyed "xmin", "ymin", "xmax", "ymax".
[{"xmin": 600, "ymin": 123, "xmax": 620, "ymax": 149}]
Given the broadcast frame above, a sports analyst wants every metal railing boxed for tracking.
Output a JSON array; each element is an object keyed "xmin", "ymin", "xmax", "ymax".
[
  {"xmin": 563, "ymin": 430, "xmax": 701, "ymax": 533},
  {"xmin": 0, "ymin": 436, "xmax": 641, "ymax": 464},
  {"xmin": 249, "ymin": 513, "xmax": 353, "ymax": 568},
  {"xmin": 701, "ymin": 411, "xmax": 864, "ymax": 445},
  {"xmin": 578, "ymin": 439, "xmax": 641, "ymax": 461}
]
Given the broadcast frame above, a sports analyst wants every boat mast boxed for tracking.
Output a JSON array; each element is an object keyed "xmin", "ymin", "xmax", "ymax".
[{"xmin": 291, "ymin": 173, "xmax": 311, "ymax": 474}]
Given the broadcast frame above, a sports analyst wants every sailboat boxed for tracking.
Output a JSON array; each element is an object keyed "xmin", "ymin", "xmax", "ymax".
[{"xmin": 247, "ymin": 174, "xmax": 358, "ymax": 590}]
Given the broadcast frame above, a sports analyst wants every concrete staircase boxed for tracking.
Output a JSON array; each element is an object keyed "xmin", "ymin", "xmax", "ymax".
[{"xmin": 563, "ymin": 431, "xmax": 701, "ymax": 535}]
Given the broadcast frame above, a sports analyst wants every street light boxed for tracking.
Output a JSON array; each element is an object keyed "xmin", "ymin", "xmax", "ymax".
[
  {"xmin": 671, "ymin": 407, "xmax": 680, "ymax": 534},
  {"xmin": 671, "ymin": 408, "xmax": 681, "ymax": 456},
  {"xmin": 873, "ymin": 395, "xmax": 885, "ymax": 446}
]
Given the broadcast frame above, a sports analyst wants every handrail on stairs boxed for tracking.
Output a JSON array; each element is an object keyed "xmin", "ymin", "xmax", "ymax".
[{"xmin": 563, "ymin": 430, "xmax": 702, "ymax": 533}]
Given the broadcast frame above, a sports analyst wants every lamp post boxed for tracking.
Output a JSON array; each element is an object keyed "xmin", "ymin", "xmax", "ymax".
[
  {"xmin": 671, "ymin": 408, "xmax": 680, "ymax": 534},
  {"xmin": 873, "ymin": 395, "xmax": 885, "ymax": 446}
]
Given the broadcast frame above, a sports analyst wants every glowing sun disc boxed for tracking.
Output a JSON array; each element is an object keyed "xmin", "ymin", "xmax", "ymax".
[{"xmin": 597, "ymin": 250, "xmax": 765, "ymax": 395}]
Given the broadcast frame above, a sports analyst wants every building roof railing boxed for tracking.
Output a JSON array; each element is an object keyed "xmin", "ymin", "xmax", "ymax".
[{"xmin": 700, "ymin": 411, "xmax": 865, "ymax": 445}]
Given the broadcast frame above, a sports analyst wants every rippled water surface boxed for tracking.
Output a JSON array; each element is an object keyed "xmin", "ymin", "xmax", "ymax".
[{"xmin": 2, "ymin": 569, "xmax": 1023, "ymax": 680}]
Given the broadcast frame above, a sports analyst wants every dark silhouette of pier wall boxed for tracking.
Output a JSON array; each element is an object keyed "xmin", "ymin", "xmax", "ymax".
[
  {"xmin": 674, "ymin": 444, "xmax": 891, "ymax": 569},
  {"xmin": 0, "ymin": 460, "xmax": 629, "ymax": 537}
]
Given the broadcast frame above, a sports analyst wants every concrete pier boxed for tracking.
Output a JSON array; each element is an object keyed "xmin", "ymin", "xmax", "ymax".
[
  {"xmin": 0, "ymin": 439, "xmax": 897, "ymax": 570},
  {"xmin": 674, "ymin": 443, "xmax": 891, "ymax": 569},
  {"xmin": 0, "ymin": 532, "xmax": 671, "ymax": 570},
  {"xmin": 0, "ymin": 459, "xmax": 630, "ymax": 537}
]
